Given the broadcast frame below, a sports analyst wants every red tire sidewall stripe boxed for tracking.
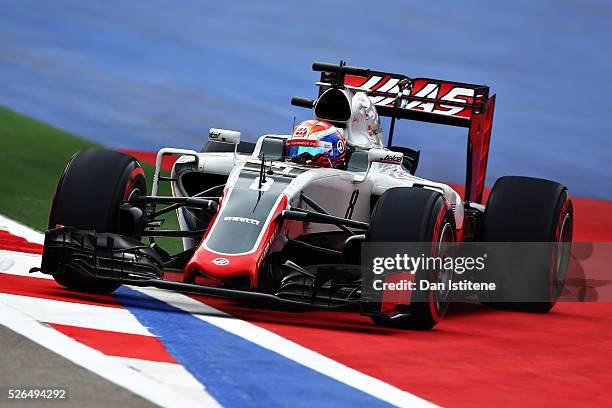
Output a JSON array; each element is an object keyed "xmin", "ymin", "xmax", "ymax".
[{"xmin": 123, "ymin": 166, "xmax": 145, "ymax": 200}]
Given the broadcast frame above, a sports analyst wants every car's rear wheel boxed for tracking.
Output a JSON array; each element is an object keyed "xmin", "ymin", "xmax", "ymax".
[
  {"xmin": 481, "ymin": 176, "xmax": 573, "ymax": 312},
  {"xmin": 49, "ymin": 149, "xmax": 147, "ymax": 294},
  {"xmin": 367, "ymin": 187, "xmax": 456, "ymax": 330}
]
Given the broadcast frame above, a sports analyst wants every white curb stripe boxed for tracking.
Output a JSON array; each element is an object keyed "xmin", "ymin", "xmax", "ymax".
[
  {"xmin": 0, "ymin": 293, "xmax": 153, "ymax": 336},
  {"xmin": 0, "ymin": 249, "xmax": 51, "ymax": 279},
  {"xmin": 0, "ymin": 214, "xmax": 44, "ymax": 244}
]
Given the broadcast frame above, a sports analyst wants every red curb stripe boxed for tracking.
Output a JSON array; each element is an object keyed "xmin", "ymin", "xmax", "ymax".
[
  {"xmin": 50, "ymin": 323, "xmax": 177, "ymax": 363},
  {"xmin": 0, "ymin": 273, "xmax": 122, "ymax": 308},
  {"xmin": 0, "ymin": 230, "xmax": 43, "ymax": 254}
]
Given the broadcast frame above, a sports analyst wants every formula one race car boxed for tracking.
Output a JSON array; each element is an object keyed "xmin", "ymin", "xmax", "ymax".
[{"xmin": 36, "ymin": 61, "xmax": 573, "ymax": 329}]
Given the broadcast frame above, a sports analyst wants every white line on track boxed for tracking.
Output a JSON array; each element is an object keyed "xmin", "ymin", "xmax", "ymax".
[{"xmin": 111, "ymin": 356, "xmax": 219, "ymax": 405}]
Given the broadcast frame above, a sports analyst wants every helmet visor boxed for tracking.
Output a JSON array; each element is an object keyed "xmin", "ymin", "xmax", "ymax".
[{"xmin": 286, "ymin": 140, "xmax": 332, "ymax": 159}]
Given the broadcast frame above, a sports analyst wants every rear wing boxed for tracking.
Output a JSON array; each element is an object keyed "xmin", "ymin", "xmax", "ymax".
[{"xmin": 311, "ymin": 62, "xmax": 496, "ymax": 204}]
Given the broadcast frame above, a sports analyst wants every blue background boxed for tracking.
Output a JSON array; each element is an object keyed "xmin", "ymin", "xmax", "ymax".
[{"xmin": 1, "ymin": 1, "xmax": 611, "ymax": 198}]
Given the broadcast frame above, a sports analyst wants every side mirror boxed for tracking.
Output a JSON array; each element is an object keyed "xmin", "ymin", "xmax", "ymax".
[
  {"xmin": 353, "ymin": 148, "xmax": 404, "ymax": 183},
  {"xmin": 367, "ymin": 148, "xmax": 403, "ymax": 165},
  {"xmin": 209, "ymin": 128, "xmax": 241, "ymax": 145}
]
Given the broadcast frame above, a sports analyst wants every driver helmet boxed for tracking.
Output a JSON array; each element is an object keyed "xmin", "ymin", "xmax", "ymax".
[{"xmin": 286, "ymin": 120, "xmax": 346, "ymax": 168}]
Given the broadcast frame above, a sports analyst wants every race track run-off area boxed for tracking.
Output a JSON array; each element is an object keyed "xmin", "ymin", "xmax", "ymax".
[{"xmin": 2, "ymin": 189, "xmax": 612, "ymax": 407}]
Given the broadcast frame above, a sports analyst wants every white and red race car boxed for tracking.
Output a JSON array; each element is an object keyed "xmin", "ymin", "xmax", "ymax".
[{"xmin": 37, "ymin": 61, "xmax": 573, "ymax": 329}]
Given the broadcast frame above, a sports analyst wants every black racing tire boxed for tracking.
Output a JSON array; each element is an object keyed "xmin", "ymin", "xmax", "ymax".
[
  {"xmin": 201, "ymin": 140, "xmax": 256, "ymax": 154},
  {"xmin": 48, "ymin": 149, "xmax": 147, "ymax": 294},
  {"xmin": 367, "ymin": 187, "xmax": 456, "ymax": 330},
  {"xmin": 481, "ymin": 176, "xmax": 573, "ymax": 312}
]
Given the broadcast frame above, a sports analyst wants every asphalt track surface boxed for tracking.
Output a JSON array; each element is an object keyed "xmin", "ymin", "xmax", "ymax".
[
  {"xmin": 0, "ymin": 325, "xmax": 153, "ymax": 408},
  {"xmin": 1, "ymin": 1, "xmax": 611, "ymax": 199}
]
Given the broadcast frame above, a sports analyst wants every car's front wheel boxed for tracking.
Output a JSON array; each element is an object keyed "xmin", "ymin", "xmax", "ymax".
[
  {"xmin": 48, "ymin": 149, "xmax": 147, "ymax": 294},
  {"xmin": 366, "ymin": 187, "xmax": 456, "ymax": 330}
]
